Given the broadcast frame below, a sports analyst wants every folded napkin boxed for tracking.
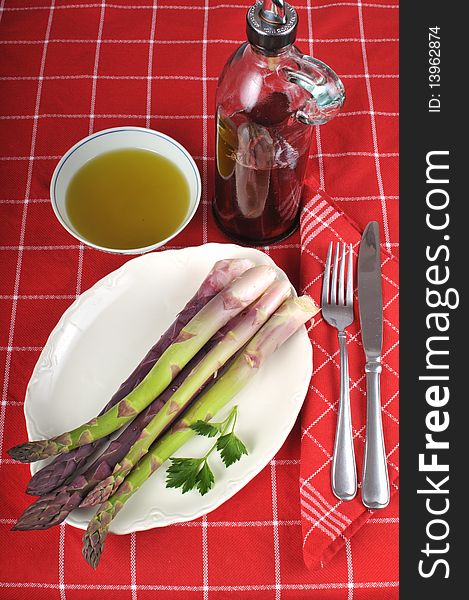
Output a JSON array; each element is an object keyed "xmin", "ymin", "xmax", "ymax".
[{"xmin": 299, "ymin": 176, "xmax": 399, "ymax": 570}]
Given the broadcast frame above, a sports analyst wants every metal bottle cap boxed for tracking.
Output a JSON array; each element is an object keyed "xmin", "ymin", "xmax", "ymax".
[{"xmin": 246, "ymin": 0, "xmax": 298, "ymax": 52}]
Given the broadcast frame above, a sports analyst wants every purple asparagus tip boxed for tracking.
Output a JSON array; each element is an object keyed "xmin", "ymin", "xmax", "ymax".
[
  {"xmin": 8, "ymin": 441, "xmax": 51, "ymax": 463},
  {"xmin": 26, "ymin": 442, "xmax": 101, "ymax": 496},
  {"xmin": 26, "ymin": 468, "xmax": 66, "ymax": 496},
  {"xmin": 12, "ymin": 498, "xmax": 68, "ymax": 530},
  {"xmin": 82, "ymin": 528, "xmax": 106, "ymax": 569}
]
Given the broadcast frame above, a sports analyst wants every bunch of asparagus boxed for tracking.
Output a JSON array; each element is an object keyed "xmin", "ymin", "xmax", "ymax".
[{"xmin": 8, "ymin": 258, "xmax": 319, "ymax": 568}]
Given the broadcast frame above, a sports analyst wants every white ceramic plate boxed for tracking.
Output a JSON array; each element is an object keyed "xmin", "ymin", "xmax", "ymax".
[{"xmin": 25, "ymin": 243, "xmax": 312, "ymax": 534}]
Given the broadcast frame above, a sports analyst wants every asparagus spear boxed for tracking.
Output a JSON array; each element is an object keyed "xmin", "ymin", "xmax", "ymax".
[
  {"xmin": 13, "ymin": 333, "xmax": 235, "ymax": 530},
  {"xmin": 26, "ymin": 258, "xmax": 254, "ymax": 496},
  {"xmin": 80, "ymin": 279, "xmax": 292, "ymax": 507},
  {"xmin": 9, "ymin": 265, "xmax": 276, "ymax": 464},
  {"xmin": 83, "ymin": 295, "xmax": 319, "ymax": 568}
]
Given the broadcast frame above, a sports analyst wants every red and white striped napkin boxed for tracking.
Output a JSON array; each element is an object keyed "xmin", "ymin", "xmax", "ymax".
[{"xmin": 299, "ymin": 176, "xmax": 399, "ymax": 570}]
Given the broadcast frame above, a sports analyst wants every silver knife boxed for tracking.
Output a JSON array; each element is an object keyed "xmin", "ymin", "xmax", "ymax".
[{"xmin": 358, "ymin": 222, "xmax": 390, "ymax": 509}]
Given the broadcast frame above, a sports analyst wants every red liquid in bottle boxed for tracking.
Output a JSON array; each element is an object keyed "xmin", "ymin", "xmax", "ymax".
[{"xmin": 213, "ymin": 91, "xmax": 312, "ymax": 246}]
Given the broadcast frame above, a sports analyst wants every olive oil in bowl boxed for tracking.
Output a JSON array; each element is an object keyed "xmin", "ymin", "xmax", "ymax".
[{"xmin": 66, "ymin": 148, "xmax": 190, "ymax": 251}]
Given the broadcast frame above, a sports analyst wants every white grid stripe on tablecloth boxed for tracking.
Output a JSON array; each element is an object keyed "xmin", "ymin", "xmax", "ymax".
[
  {"xmin": 0, "ymin": 518, "xmax": 311, "ymax": 527},
  {"xmin": 0, "ymin": 581, "xmax": 400, "ymax": 592},
  {"xmin": 0, "ymin": 74, "xmax": 220, "ymax": 82},
  {"xmin": 0, "ymin": 241, "xmax": 400, "ymax": 250},
  {"xmin": 368, "ymin": 517, "xmax": 398, "ymax": 524},
  {"xmin": 75, "ymin": 244, "xmax": 84, "ymax": 297},
  {"xmin": 341, "ymin": 73, "xmax": 398, "ymax": 78},
  {"xmin": 345, "ymin": 538, "xmax": 353, "ymax": 600},
  {"xmin": 0, "ymin": 294, "xmax": 78, "ymax": 299},
  {"xmin": 201, "ymin": 0, "xmax": 209, "ymax": 244},
  {"xmin": 59, "ymin": 524, "xmax": 66, "ymax": 600},
  {"xmin": 130, "ymin": 532, "xmax": 137, "ymax": 600},
  {"xmin": 0, "ymin": 198, "xmax": 51, "ymax": 203},
  {"xmin": 202, "ymin": 515, "xmax": 209, "ymax": 600},
  {"xmin": 0, "ymin": 110, "xmax": 398, "ymax": 119},
  {"xmin": 0, "ymin": 154, "xmax": 399, "ymax": 165},
  {"xmin": 0, "ymin": 151, "xmax": 399, "ymax": 160},
  {"xmin": 270, "ymin": 459, "xmax": 282, "ymax": 599},
  {"xmin": 145, "ymin": 2, "xmax": 158, "ymax": 129},
  {"xmin": 0, "ymin": 73, "xmax": 398, "ymax": 81},
  {"xmin": 0, "ymin": 241, "xmax": 396, "ymax": 258},
  {"xmin": 332, "ymin": 195, "xmax": 399, "ymax": 201},
  {"xmin": 88, "ymin": 2, "xmax": 106, "ymax": 135},
  {"xmin": 0, "ymin": 2, "xmax": 400, "ymax": 12},
  {"xmin": 0, "ymin": 36, "xmax": 399, "ymax": 45}
]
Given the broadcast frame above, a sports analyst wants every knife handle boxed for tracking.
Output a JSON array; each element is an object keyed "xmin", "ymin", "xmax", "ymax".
[
  {"xmin": 362, "ymin": 360, "xmax": 390, "ymax": 509},
  {"xmin": 331, "ymin": 332, "xmax": 357, "ymax": 501}
]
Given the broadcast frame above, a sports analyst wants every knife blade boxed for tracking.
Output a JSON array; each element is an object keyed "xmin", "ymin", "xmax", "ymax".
[
  {"xmin": 358, "ymin": 221, "xmax": 390, "ymax": 509},
  {"xmin": 358, "ymin": 221, "xmax": 383, "ymax": 359}
]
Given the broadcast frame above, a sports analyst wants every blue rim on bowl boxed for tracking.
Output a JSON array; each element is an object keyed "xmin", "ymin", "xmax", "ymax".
[{"xmin": 50, "ymin": 126, "xmax": 202, "ymax": 255}]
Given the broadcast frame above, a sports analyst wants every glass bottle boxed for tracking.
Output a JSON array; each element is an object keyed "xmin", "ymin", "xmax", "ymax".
[{"xmin": 213, "ymin": 0, "xmax": 345, "ymax": 245}]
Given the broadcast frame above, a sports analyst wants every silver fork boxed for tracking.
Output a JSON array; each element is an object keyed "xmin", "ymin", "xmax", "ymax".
[{"xmin": 322, "ymin": 242, "xmax": 357, "ymax": 501}]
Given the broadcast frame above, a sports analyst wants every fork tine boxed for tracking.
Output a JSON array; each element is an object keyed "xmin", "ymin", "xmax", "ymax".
[
  {"xmin": 330, "ymin": 243, "xmax": 339, "ymax": 304},
  {"xmin": 338, "ymin": 243, "xmax": 346, "ymax": 305},
  {"xmin": 346, "ymin": 243, "xmax": 353, "ymax": 306},
  {"xmin": 321, "ymin": 242, "xmax": 333, "ymax": 306}
]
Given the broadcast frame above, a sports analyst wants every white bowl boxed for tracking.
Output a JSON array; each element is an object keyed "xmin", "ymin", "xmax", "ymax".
[{"xmin": 50, "ymin": 126, "xmax": 201, "ymax": 254}]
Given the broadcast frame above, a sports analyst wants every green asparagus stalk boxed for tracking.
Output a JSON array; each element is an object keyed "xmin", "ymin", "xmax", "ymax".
[
  {"xmin": 8, "ymin": 265, "xmax": 276, "ymax": 463},
  {"xmin": 80, "ymin": 278, "xmax": 292, "ymax": 507},
  {"xmin": 82, "ymin": 294, "xmax": 319, "ymax": 568}
]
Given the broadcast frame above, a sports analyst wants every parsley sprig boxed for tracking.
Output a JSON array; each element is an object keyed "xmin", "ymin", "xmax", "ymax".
[{"xmin": 165, "ymin": 406, "xmax": 248, "ymax": 496}]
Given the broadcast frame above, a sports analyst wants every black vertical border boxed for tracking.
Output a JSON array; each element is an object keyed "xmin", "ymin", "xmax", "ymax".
[{"xmin": 400, "ymin": 1, "xmax": 464, "ymax": 597}]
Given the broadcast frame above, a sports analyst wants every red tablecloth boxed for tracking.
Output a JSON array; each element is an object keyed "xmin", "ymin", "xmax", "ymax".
[{"xmin": 0, "ymin": 1, "xmax": 399, "ymax": 598}]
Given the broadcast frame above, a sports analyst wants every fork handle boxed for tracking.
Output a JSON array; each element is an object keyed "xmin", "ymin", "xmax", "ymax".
[
  {"xmin": 362, "ymin": 360, "xmax": 390, "ymax": 509},
  {"xmin": 331, "ymin": 331, "xmax": 357, "ymax": 501}
]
